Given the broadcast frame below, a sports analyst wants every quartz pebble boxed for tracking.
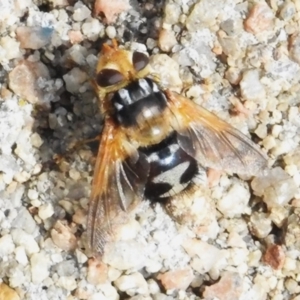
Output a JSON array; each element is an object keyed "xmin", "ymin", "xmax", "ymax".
[
  {"xmin": 240, "ymin": 69, "xmax": 266, "ymax": 102},
  {"xmin": 8, "ymin": 60, "xmax": 50, "ymax": 104},
  {"xmin": 63, "ymin": 68, "xmax": 88, "ymax": 93},
  {"xmin": 203, "ymin": 272, "xmax": 243, "ymax": 300},
  {"xmin": 30, "ymin": 252, "xmax": 50, "ymax": 284},
  {"xmin": 182, "ymin": 239, "xmax": 223, "ymax": 274},
  {"xmin": 72, "ymin": 2, "xmax": 91, "ymax": 21},
  {"xmin": 251, "ymin": 167, "xmax": 297, "ymax": 208},
  {"xmin": 103, "ymin": 241, "xmax": 147, "ymax": 271},
  {"xmin": 244, "ymin": 3, "xmax": 274, "ymax": 34},
  {"xmin": 158, "ymin": 29, "xmax": 177, "ymax": 52},
  {"xmin": 38, "ymin": 203, "xmax": 54, "ymax": 220},
  {"xmin": 0, "ymin": 234, "xmax": 15, "ymax": 257},
  {"xmin": 11, "ymin": 229, "xmax": 39, "ymax": 255},
  {"xmin": 157, "ymin": 268, "xmax": 194, "ymax": 291},
  {"xmin": 114, "ymin": 272, "xmax": 148, "ymax": 296},
  {"xmin": 217, "ymin": 181, "xmax": 250, "ymax": 217},
  {"xmin": 50, "ymin": 221, "xmax": 77, "ymax": 251}
]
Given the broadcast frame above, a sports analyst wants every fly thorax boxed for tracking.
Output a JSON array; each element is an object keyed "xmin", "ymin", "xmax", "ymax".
[{"xmin": 111, "ymin": 78, "xmax": 167, "ymax": 128}]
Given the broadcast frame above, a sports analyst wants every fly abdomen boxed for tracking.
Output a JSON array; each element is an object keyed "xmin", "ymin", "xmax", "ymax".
[{"xmin": 141, "ymin": 132, "xmax": 198, "ymax": 201}]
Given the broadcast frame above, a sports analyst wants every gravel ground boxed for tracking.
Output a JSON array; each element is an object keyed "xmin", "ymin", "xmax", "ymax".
[{"xmin": 0, "ymin": 0, "xmax": 300, "ymax": 299}]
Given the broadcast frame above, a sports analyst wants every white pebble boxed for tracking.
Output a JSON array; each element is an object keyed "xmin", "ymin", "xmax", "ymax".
[
  {"xmin": 57, "ymin": 276, "xmax": 77, "ymax": 291},
  {"xmin": 11, "ymin": 229, "xmax": 40, "ymax": 255},
  {"xmin": 38, "ymin": 203, "xmax": 54, "ymax": 220},
  {"xmin": 14, "ymin": 246, "xmax": 28, "ymax": 265},
  {"xmin": 103, "ymin": 241, "xmax": 146, "ymax": 271},
  {"xmin": 30, "ymin": 132, "xmax": 43, "ymax": 148},
  {"xmin": 27, "ymin": 189, "xmax": 38, "ymax": 201},
  {"xmin": 0, "ymin": 234, "xmax": 15, "ymax": 257},
  {"xmin": 30, "ymin": 252, "xmax": 50, "ymax": 283},
  {"xmin": 240, "ymin": 69, "xmax": 266, "ymax": 101},
  {"xmin": 72, "ymin": 2, "xmax": 91, "ymax": 21},
  {"xmin": 217, "ymin": 181, "xmax": 250, "ymax": 217},
  {"xmin": 114, "ymin": 272, "xmax": 148, "ymax": 296},
  {"xmin": 183, "ymin": 239, "xmax": 223, "ymax": 274},
  {"xmin": 106, "ymin": 26, "xmax": 116, "ymax": 39}
]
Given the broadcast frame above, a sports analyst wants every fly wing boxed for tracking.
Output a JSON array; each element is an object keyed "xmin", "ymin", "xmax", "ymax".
[
  {"xmin": 87, "ymin": 118, "xmax": 149, "ymax": 256},
  {"xmin": 166, "ymin": 90, "xmax": 268, "ymax": 175}
]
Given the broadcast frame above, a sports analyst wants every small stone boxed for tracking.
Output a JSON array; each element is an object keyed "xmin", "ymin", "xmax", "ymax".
[
  {"xmin": 149, "ymin": 54, "xmax": 182, "ymax": 90},
  {"xmin": 157, "ymin": 268, "xmax": 194, "ymax": 291},
  {"xmin": 0, "ymin": 283, "xmax": 20, "ymax": 300},
  {"xmin": 87, "ymin": 258, "xmax": 108, "ymax": 285},
  {"xmin": 279, "ymin": 1, "xmax": 296, "ymax": 21},
  {"xmin": 244, "ymin": 3, "xmax": 274, "ymax": 34},
  {"xmin": 158, "ymin": 29, "xmax": 177, "ymax": 52},
  {"xmin": 51, "ymin": 221, "xmax": 77, "ymax": 251},
  {"xmin": 0, "ymin": 36, "xmax": 21, "ymax": 61},
  {"xmin": 27, "ymin": 189, "xmax": 38, "ymax": 201},
  {"xmin": 108, "ymin": 266, "xmax": 122, "ymax": 282},
  {"xmin": 225, "ymin": 67, "xmax": 242, "ymax": 85},
  {"xmin": 16, "ymin": 26, "xmax": 53, "ymax": 50},
  {"xmin": 217, "ymin": 181, "xmax": 250, "ymax": 217},
  {"xmin": 103, "ymin": 240, "xmax": 147, "ymax": 271},
  {"xmin": 147, "ymin": 279, "xmax": 160, "ymax": 295},
  {"xmin": 105, "ymin": 26, "xmax": 117, "ymax": 39},
  {"xmin": 11, "ymin": 229, "xmax": 40, "ymax": 255},
  {"xmin": 203, "ymin": 272, "xmax": 243, "ymax": 300},
  {"xmin": 164, "ymin": 3, "xmax": 181, "ymax": 24},
  {"xmin": 251, "ymin": 167, "xmax": 297, "ymax": 208},
  {"xmin": 114, "ymin": 272, "xmax": 148, "ymax": 296},
  {"xmin": 0, "ymin": 234, "xmax": 15, "ymax": 257},
  {"xmin": 248, "ymin": 250, "xmax": 262, "ymax": 267},
  {"xmin": 72, "ymin": 2, "xmax": 91, "ymax": 21},
  {"xmin": 72, "ymin": 208, "xmax": 86, "ymax": 226},
  {"xmin": 38, "ymin": 203, "xmax": 54, "ymax": 220},
  {"xmin": 183, "ymin": 239, "xmax": 223, "ymax": 274},
  {"xmin": 57, "ymin": 276, "xmax": 77, "ymax": 291},
  {"xmin": 11, "ymin": 207, "xmax": 37, "ymax": 234},
  {"xmin": 285, "ymin": 278, "xmax": 300, "ymax": 294},
  {"xmin": 30, "ymin": 252, "xmax": 50, "ymax": 284},
  {"xmin": 8, "ymin": 60, "xmax": 50, "ymax": 104},
  {"xmin": 14, "ymin": 246, "xmax": 28, "ymax": 265},
  {"xmin": 227, "ymin": 231, "xmax": 246, "ymax": 248},
  {"xmin": 263, "ymin": 244, "xmax": 285, "ymax": 270},
  {"xmin": 94, "ymin": 0, "xmax": 130, "ymax": 24},
  {"xmin": 115, "ymin": 218, "xmax": 140, "ymax": 241},
  {"xmin": 269, "ymin": 206, "xmax": 289, "ymax": 228},
  {"xmin": 30, "ymin": 132, "xmax": 43, "ymax": 148},
  {"xmin": 63, "ymin": 68, "xmax": 88, "ymax": 93},
  {"xmin": 289, "ymin": 33, "xmax": 300, "ymax": 65},
  {"xmin": 240, "ymin": 69, "xmax": 266, "ymax": 102},
  {"xmin": 75, "ymin": 249, "xmax": 88, "ymax": 264},
  {"xmin": 255, "ymin": 123, "xmax": 268, "ymax": 139},
  {"xmin": 186, "ymin": 0, "xmax": 220, "ymax": 31},
  {"xmin": 249, "ymin": 212, "xmax": 272, "ymax": 238},
  {"xmin": 68, "ymin": 30, "xmax": 84, "ymax": 44},
  {"xmin": 81, "ymin": 19, "xmax": 104, "ymax": 41}
]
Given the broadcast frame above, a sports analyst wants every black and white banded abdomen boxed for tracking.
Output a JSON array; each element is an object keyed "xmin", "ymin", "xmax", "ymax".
[{"xmin": 141, "ymin": 132, "xmax": 198, "ymax": 201}]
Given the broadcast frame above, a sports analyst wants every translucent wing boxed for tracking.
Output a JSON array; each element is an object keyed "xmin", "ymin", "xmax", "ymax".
[
  {"xmin": 87, "ymin": 118, "xmax": 149, "ymax": 255},
  {"xmin": 166, "ymin": 90, "xmax": 268, "ymax": 175}
]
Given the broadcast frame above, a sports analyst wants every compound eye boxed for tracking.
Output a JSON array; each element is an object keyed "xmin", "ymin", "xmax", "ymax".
[
  {"xmin": 132, "ymin": 51, "xmax": 149, "ymax": 72},
  {"xmin": 96, "ymin": 69, "xmax": 125, "ymax": 87}
]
